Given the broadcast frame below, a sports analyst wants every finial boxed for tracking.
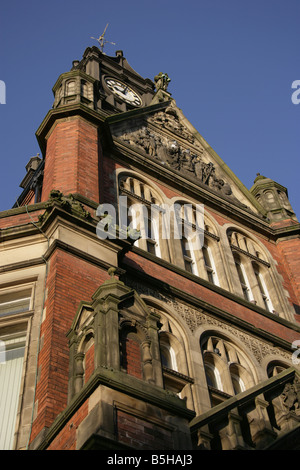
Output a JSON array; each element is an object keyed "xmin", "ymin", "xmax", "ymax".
[{"xmin": 91, "ymin": 23, "xmax": 116, "ymax": 52}]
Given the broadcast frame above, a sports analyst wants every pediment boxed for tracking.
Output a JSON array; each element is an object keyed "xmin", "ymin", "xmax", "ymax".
[
  {"xmin": 70, "ymin": 303, "xmax": 94, "ymax": 334},
  {"xmin": 108, "ymin": 102, "xmax": 266, "ymax": 216}
]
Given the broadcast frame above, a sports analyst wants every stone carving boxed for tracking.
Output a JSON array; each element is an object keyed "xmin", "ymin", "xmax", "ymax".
[
  {"xmin": 119, "ymin": 108, "xmax": 234, "ymax": 199},
  {"xmin": 148, "ymin": 107, "xmax": 197, "ymax": 144},
  {"xmin": 280, "ymin": 377, "xmax": 300, "ymax": 412},
  {"xmin": 39, "ymin": 189, "xmax": 92, "ymax": 222},
  {"xmin": 154, "ymin": 72, "xmax": 171, "ymax": 92},
  {"xmin": 125, "ymin": 278, "xmax": 292, "ymax": 365}
]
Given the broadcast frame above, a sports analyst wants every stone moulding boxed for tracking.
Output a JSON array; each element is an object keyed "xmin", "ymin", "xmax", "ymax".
[
  {"xmin": 33, "ymin": 364, "xmax": 195, "ymax": 450},
  {"xmin": 125, "ymin": 277, "xmax": 295, "ymax": 365}
]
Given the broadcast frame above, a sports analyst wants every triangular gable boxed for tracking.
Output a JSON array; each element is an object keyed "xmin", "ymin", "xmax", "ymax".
[{"xmin": 107, "ymin": 101, "xmax": 267, "ymax": 217}]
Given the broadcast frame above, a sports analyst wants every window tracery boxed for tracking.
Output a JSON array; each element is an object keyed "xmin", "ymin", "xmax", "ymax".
[
  {"xmin": 119, "ymin": 175, "xmax": 166, "ymax": 259},
  {"xmin": 228, "ymin": 229, "xmax": 274, "ymax": 312},
  {"xmin": 201, "ymin": 335, "xmax": 255, "ymax": 406},
  {"xmin": 175, "ymin": 201, "xmax": 220, "ymax": 286}
]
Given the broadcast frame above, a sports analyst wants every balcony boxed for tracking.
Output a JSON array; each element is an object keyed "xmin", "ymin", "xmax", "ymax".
[{"xmin": 190, "ymin": 367, "xmax": 300, "ymax": 450}]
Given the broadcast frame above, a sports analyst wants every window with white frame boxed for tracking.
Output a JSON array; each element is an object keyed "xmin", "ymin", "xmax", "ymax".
[
  {"xmin": 160, "ymin": 343, "xmax": 178, "ymax": 371},
  {"xmin": 0, "ymin": 285, "xmax": 33, "ymax": 449},
  {"xmin": 0, "ymin": 288, "xmax": 32, "ymax": 318},
  {"xmin": 0, "ymin": 330, "xmax": 27, "ymax": 449}
]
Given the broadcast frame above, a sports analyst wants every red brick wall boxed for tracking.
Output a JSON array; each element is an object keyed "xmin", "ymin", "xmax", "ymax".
[
  {"xmin": 117, "ymin": 410, "xmax": 173, "ymax": 450},
  {"xmin": 0, "ymin": 209, "xmax": 44, "ymax": 229},
  {"xmin": 84, "ymin": 343, "xmax": 94, "ymax": 384},
  {"xmin": 41, "ymin": 117, "xmax": 99, "ymax": 202},
  {"xmin": 277, "ymin": 238, "xmax": 300, "ymax": 307},
  {"xmin": 122, "ymin": 334, "xmax": 143, "ymax": 379},
  {"xmin": 47, "ymin": 400, "xmax": 89, "ymax": 450},
  {"xmin": 30, "ymin": 248, "xmax": 109, "ymax": 444}
]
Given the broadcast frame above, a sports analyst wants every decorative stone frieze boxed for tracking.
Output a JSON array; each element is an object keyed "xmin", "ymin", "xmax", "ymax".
[{"xmin": 126, "ymin": 278, "xmax": 292, "ymax": 365}]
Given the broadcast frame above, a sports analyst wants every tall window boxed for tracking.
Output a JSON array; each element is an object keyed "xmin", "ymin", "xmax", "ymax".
[
  {"xmin": 158, "ymin": 330, "xmax": 192, "ymax": 395},
  {"xmin": 228, "ymin": 230, "xmax": 275, "ymax": 312},
  {"xmin": 0, "ymin": 331, "xmax": 26, "ymax": 449},
  {"xmin": 234, "ymin": 256, "xmax": 252, "ymax": 301},
  {"xmin": 201, "ymin": 335, "xmax": 255, "ymax": 406},
  {"xmin": 202, "ymin": 244, "xmax": 219, "ymax": 285},
  {"xmin": 0, "ymin": 286, "xmax": 32, "ymax": 449},
  {"xmin": 119, "ymin": 175, "xmax": 164, "ymax": 258},
  {"xmin": 176, "ymin": 202, "xmax": 220, "ymax": 285},
  {"xmin": 181, "ymin": 237, "xmax": 196, "ymax": 274},
  {"xmin": 253, "ymin": 264, "xmax": 273, "ymax": 312}
]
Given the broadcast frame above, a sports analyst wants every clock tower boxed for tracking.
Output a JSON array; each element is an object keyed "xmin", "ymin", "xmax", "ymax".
[
  {"xmin": 36, "ymin": 47, "xmax": 166, "ymax": 206},
  {"xmin": 52, "ymin": 47, "xmax": 156, "ymax": 113}
]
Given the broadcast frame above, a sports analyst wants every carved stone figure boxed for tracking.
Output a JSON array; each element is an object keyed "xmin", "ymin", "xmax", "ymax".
[
  {"xmin": 154, "ymin": 72, "xmax": 171, "ymax": 92},
  {"xmin": 116, "ymin": 107, "xmax": 239, "ymax": 201},
  {"xmin": 280, "ymin": 378, "xmax": 300, "ymax": 412},
  {"xmin": 120, "ymin": 125, "xmax": 235, "ymax": 198}
]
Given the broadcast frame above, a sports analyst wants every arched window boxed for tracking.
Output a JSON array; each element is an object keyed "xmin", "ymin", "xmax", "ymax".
[
  {"xmin": 201, "ymin": 334, "xmax": 255, "ymax": 406},
  {"xmin": 119, "ymin": 175, "xmax": 166, "ymax": 259},
  {"xmin": 81, "ymin": 333, "xmax": 94, "ymax": 384},
  {"xmin": 175, "ymin": 202, "xmax": 220, "ymax": 285},
  {"xmin": 234, "ymin": 255, "xmax": 253, "ymax": 301},
  {"xmin": 160, "ymin": 343, "xmax": 178, "ymax": 371},
  {"xmin": 205, "ymin": 362, "xmax": 223, "ymax": 391},
  {"xmin": 81, "ymin": 80, "xmax": 88, "ymax": 98},
  {"xmin": 228, "ymin": 229, "xmax": 275, "ymax": 312},
  {"xmin": 231, "ymin": 373, "xmax": 246, "ymax": 394},
  {"xmin": 202, "ymin": 243, "xmax": 219, "ymax": 285}
]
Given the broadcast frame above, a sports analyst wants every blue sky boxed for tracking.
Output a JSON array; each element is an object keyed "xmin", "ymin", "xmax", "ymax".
[{"xmin": 0, "ymin": 0, "xmax": 299, "ymax": 218}]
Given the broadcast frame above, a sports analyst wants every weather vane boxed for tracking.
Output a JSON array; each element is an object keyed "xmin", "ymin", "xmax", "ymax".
[{"xmin": 91, "ymin": 23, "xmax": 116, "ymax": 52}]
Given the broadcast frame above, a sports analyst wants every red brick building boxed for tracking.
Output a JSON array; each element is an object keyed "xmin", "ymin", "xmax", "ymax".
[{"xmin": 0, "ymin": 46, "xmax": 299, "ymax": 451}]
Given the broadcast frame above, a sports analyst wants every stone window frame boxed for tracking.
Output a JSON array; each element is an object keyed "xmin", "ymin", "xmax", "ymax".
[
  {"xmin": 227, "ymin": 228, "xmax": 277, "ymax": 313},
  {"xmin": 0, "ymin": 281, "xmax": 35, "ymax": 450},
  {"xmin": 201, "ymin": 334, "xmax": 256, "ymax": 405},
  {"xmin": 118, "ymin": 173, "xmax": 169, "ymax": 260},
  {"xmin": 171, "ymin": 198, "xmax": 222, "ymax": 286}
]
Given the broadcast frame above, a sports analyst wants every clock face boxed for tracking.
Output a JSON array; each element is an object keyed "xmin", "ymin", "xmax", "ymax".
[{"xmin": 105, "ymin": 77, "xmax": 142, "ymax": 106}]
